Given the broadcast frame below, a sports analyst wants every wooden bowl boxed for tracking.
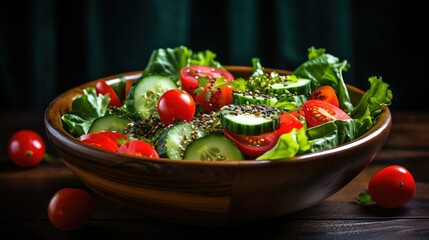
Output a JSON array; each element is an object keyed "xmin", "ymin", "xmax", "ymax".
[{"xmin": 44, "ymin": 66, "xmax": 392, "ymax": 225}]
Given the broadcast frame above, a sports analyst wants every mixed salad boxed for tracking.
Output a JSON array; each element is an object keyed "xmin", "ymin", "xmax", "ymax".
[{"xmin": 62, "ymin": 46, "xmax": 392, "ymax": 161}]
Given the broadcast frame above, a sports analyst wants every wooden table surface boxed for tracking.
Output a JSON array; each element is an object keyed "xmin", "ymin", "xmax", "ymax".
[{"xmin": 1, "ymin": 110, "xmax": 428, "ymax": 239}]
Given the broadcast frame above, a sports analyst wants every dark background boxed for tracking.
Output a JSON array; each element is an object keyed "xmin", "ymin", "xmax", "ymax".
[{"xmin": 0, "ymin": 0, "xmax": 425, "ymax": 112}]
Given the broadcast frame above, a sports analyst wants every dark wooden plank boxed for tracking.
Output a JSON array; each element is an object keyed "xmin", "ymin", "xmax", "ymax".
[{"xmin": 0, "ymin": 219, "xmax": 428, "ymax": 239}]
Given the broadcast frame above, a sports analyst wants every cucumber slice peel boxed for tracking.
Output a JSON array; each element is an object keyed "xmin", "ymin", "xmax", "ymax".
[
  {"xmin": 88, "ymin": 115, "xmax": 132, "ymax": 134},
  {"xmin": 220, "ymin": 104, "xmax": 281, "ymax": 136},
  {"xmin": 183, "ymin": 135, "xmax": 244, "ymax": 161},
  {"xmin": 155, "ymin": 122, "xmax": 206, "ymax": 159},
  {"xmin": 129, "ymin": 75, "xmax": 177, "ymax": 120},
  {"xmin": 266, "ymin": 78, "xmax": 311, "ymax": 95}
]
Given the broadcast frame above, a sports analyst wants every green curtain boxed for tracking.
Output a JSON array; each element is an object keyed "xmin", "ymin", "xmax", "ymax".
[{"xmin": 0, "ymin": 0, "xmax": 424, "ymax": 111}]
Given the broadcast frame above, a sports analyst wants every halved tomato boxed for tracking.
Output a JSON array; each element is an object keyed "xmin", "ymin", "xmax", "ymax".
[
  {"xmin": 98, "ymin": 131, "xmax": 129, "ymax": 146},
  {"xmin": 79, "ymin": 133, "xmax": 119, "ymax": 152},
  {"xmin": 124, "ymin": 79, "xmax": 134, "ymax": 98},
  {"xmin": 302, "ymin": 100, "xmax": 351, "ymax": 127},
  {"xmin": 180, "ymin": 65, "xmax": 234, "ymax": 97},
  {"xmin": 223, "ymin": 129, "xmax": 279, "ymax": 157},
  {"xmin": 309, "ymin": 85, "xmax": 339, "ymax": 107},
  {"xmin": 274, "ymin": 112, "xmax": 304, "ymax": 135},
  {"xmin": 118, "ymin": 140, "xmax": 159, "ymax": 158},
  {"xmin": 223, "ymin": 112, "xmax": 303, "ymax": 157},
  {"xmin": 95, "ymin": 80, "xmax": 123, "ymax": 107},
  {"xmin": 290, "ymin": 108, "xmax": 305, "ymax": 119},
  {"xmin": 195, "ymin": 84, "xmax": 234, "ymax": 113},
  {"xmin": 180, "ymin": 65, "xmax": 235, "ymax": 112}
]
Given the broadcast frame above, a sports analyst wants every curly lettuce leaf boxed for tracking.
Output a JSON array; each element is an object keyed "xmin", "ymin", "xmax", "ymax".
[
  {"xmin": 293, "ymin": 47, "xmax": 353, "ymax": 113},
  {"xmin": 350, "ymin": 76, "xmax": 392, "ymax": 136},
  {"xmin": 251, "ymin": 57, "xmax": 265, "ymax": 78},
  {"xmin": 143, "ymin": 46, "xmax": 223, "ymax": 83},
  {"xmin": 143, "ymin": 46, "xmax": 192, "ymax": 81},
  {"xmin": 189, "ymin": 49, "xmax": 222, "ymax": 68},
  {"xmin": 256, "ymin": 119, "xmax": 358, "ymax": 160},
  {"xmin": 306, "ymin": 119, "xmax": 358, "ymax": 152},
  {"xmin": 228, "ymin": 58, "xmax": 264, "ymax": 91},
  {"xmin": 256, "ymin": 128, "xmax": 311, "ymax": 160},
  {"xmin": 61, "ymin": 87, "xmax": 109, "ymax": 137}
]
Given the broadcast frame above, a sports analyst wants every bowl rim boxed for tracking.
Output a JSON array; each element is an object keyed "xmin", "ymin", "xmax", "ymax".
[{"xmin": 44, "ymin": 66, "xmax": 392, "ymax": 167}]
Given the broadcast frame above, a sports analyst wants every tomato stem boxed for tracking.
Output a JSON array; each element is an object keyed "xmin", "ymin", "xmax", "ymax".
[{"xmin": 26, "ymin": 150, "xmax": 33, "ymax": 156}]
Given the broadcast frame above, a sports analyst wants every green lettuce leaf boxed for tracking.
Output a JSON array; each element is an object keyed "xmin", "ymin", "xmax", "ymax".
[
  {"xmin": 256, "ymin": 128, "xmax": 311, "ymax": 160},
  {"xmin": 251, "ymin": 57, "xmax": 265, "ymax": 78},
  {"xmin": 307, "ymin": 119, "xmax": 358, "ymax": 152},
  {"xmin": 350, "ymin": 76, "xmax": 392, "ymax": 135},
  {"xmin": 143, "ymin": 46, "xmax": 224, "ymax": 83},
  {"xmin": 256, "ymin": 119, "xmax": 359, "ymax": 160},
  {"xmin": 293, "ymin": 47, "xmax": 353, "ymax": 113},
  {"xmin": 143, "ymin": 46, "xmax": 192, "ymax": 81},
  {"xmin": 61, "ymin": 87, "xmax": 110, "ymax": 137},
  {"xmin": 189, "ymin": 50, "xmax": 222, "ymax": 68}
]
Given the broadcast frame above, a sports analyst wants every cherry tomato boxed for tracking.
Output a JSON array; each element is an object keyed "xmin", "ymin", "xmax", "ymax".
[
  {"xmin": 310, "ymin": 85, "xmax": 339, "ymax": 107},
  {"xmin": 157, "ymin": 89, "xmax": 196, "ymax": 125},
  {"xmin": 223, "ymin": 112, "xmax": 302, "ymax": 157},
  {"xmin": 223, "ymin": 129, "xmax": 279, "ymax": 157},
  {"xmin": 98, "ymin": 131, "xmax": 129, "ymax": 146},
  {"xmin": 79, "ymin": 133, "xmax": 119, "ymax": 152},
  {"xmin": 368, "ymin": 165, "xmax": 416, "ymax": 208},
  {"xmin": 274, "ymin": 112, "xmax": 304, "ymax": 136},
  {"xmin": 195, "ymin": 84, "xmax": 234, "ymax": 113},
  {"xmin": 95, "ymin": 80, "xmax": 123, "ymax": 107},
  {"xmin": 7, "ymin": 129, "xmax": 46, "ymax": 167},
  {"xmin": 124, "ymin": 79, "xmax": 134, "ymax": 97},
  {"xmin": 118, "ymin": 140, "xmax": 159, "ymax": 158},
  {"xmin": 47, "ymin": 188, "xmax": 96, "ymax": 231},
  {"xmin": 179, "ymin": 65, "xmax": 234, "ymax": 98},
  {"xmin": 302, "ymin": 100, "xmax": 351, "ymax": 127},
  {"xmin": 290, "ymin": 108, "xmax": 305, "ymax": 119}
]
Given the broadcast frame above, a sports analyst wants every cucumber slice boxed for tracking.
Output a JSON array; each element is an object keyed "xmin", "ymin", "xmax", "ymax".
[
  {"xmin": 232, "ymin": 91, "xmax": 279, "ymax": 106},
  {"xmin": 220, "ymin": 104, "xmax": 281, "ymax": 136},
  {"xmin": 128, "ymin": 74, "xmax": 177, "ymax": 119},
  {"xmin": 266, "ymin": 78, "xmax": 311, "ymax": 95},
  {"xmin": 183, "ymin": 135, "xmax": 244, "ymax": 161},
  {"xmin": 277, "ymin": 94, "xmax": 308, "ymax": 106},
  {"xmin": 274, "ymin": 94, "xmax": 309, "ymax": 112},
  {"xmin": 155, "ymin": 122, "xmax": 206, "ymax": 160},
  {"xmin": 88, "ymin": 115, "xmax": 132, "ymax": 134}
]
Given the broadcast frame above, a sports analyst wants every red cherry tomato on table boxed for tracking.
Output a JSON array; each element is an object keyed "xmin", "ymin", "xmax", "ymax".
[
  {"xmin": 368, "ymin": 165, "xmax": 416, "ymax": 208},
  {"xmin": 47, "ymin": 188, "xmax": 96, "ymax": 231},
  {"xmin": 157, "ymin": 89, "xmax": 196, "ymax": 125},
  {"xmin": 310, "ymin": 85, "xmax": 340, "ymax": 107},
  {"xmin": 118, "ymin": 140, "xmax": 159, "ymax": 158},
  {"xmin": 302, "ymin": 100, "xmax": 351, "ymax": 127},
  {"xmin": 79, "ymin": 133, "xmax": 119, "ymax": 152},
  {"xmin": 7, "ymin": 129, "xmax": 46, "ymax": 167},
  {"xmin": 95, "ymin": 80, "xmax": 123, "ymax": 107}
]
